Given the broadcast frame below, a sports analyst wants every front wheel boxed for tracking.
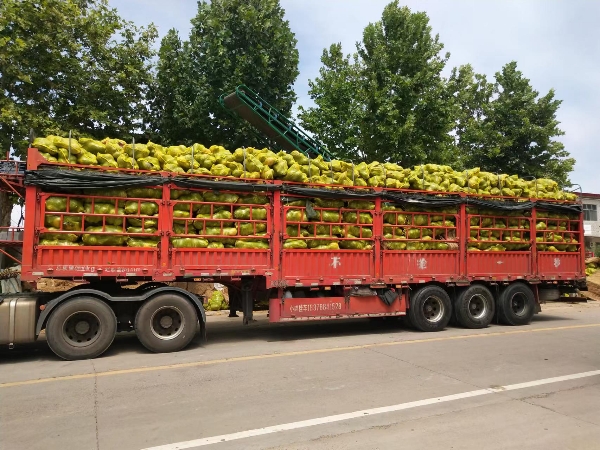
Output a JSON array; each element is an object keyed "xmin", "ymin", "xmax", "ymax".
[
  {"xmin": 408, "ymin": 286, "xmax": 452, "ymax": 332},
  {"xmin": 135, "ymin": 294, "xmax": 198, "ymax": 353},
  {"xmin": 46, "ymin": 297, "xmax": 117, "ymax": 360}
]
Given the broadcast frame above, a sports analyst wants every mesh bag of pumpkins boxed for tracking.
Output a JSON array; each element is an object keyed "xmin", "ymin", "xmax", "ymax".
[
  {"xmin": 33, "ymin": 135, "xmax": 578, "ymax": 201},
  {"xmin": 40, "ymin": 188, "xmax": 161, "ymax": 248}
]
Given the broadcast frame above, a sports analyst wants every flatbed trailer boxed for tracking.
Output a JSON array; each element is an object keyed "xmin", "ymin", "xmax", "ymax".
[{"xmin": 0, "ymin": 148, "xmax": 587, "ymax": 360}]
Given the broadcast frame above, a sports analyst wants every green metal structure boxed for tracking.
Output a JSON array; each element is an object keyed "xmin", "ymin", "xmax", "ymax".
[{"xmin": 219, "ymin": 85, "xmax": 333, "ymax": 160}]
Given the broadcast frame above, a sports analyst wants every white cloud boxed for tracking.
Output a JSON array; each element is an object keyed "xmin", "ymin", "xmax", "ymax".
[{"xmin": 108, "ymin": 0, "xmax": 600, "ymax": 192}]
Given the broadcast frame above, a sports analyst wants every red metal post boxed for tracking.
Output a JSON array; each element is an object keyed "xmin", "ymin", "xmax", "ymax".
[
  {"xmin": 26, "ymin": 147, "xmax": 45, "ymax": 170},
  {"xmin": 458, "ymin": 194, "xmax": 468, "ymax": 280},
  {"xmin": 159, "ymin": 177, "xmax": 172, "ymax": 280},
  {"xmin": 373, "ymin": 188, "xmax": 382, "ymax": 282},
  {"xmin": 271, "ymin": 181, "xmax": 282, "ymax": 286},
  {"xmin": 269, "ymin": 288, "xmax": 283, "ymax": 322},
  {"xmin": 579, "ymin": 207, "xmax": 586, "ymax": 277},
  {"xmin": 20, "ymin": 185, "xmax": 38, "ymax": 278},
  {"xmin": 531, "ymin": 205, "xmax": 538, "ymax": 279}
]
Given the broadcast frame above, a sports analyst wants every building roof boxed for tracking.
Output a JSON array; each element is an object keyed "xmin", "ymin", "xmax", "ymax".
[{"xmin": 582, "ymin": 192, "xmax": 600, "ymax": 199}]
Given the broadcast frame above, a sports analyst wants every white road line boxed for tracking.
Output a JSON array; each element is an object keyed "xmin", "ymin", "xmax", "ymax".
[{"xmin": 142, "ymin": 370, "xmax": 600, "ymax": 450}]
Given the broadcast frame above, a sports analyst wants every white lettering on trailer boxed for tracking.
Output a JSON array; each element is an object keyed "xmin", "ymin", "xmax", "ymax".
[
  {"xmin": 331, "ymin": 256, "xmax": 341, "ymax": 269},
  {"xmin": 55, "ymin": 265, "xmax": 142, "ymax": 273},
  {"xmin": 554, "ymin": 258, "xmax": 561, "ymax": 268},
  {"xmin": 104, "ymin": 267, "xmax": 141, "ymax": 273},
  {"xmin": 57, "ymin": 265, "xmax": 96, "ymax": 272},
  {"xmin": 289, "ymin": 302, "xmax": 343, "ymax": 313},
  {"xmin": 417, "ymin": 258, "xmax": 427, "ymax": 270},
  {"xmin": 497, "ymin": 260, "xmax": 504, "ymax": 265}
]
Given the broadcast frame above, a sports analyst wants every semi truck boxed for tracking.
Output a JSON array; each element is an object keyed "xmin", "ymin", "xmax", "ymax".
[{"xmin": 0, "ymin": 87, "xmax": 587, "ymax": 360}]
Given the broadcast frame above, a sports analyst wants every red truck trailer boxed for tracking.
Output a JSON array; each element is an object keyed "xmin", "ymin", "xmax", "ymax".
[{"xmin": 0, "ymin": 148, "xmax": 587, "ymax": 360}]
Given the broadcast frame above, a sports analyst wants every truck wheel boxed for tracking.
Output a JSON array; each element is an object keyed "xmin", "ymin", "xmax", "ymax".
[
  {"xmin": 135, "ymin": 293, "xmax": 197, "ymax": 353},
  {"xmin": 46, "ymin": 297, "xmax": 117, "ymax": 360},
  {"xmin": 408, "ymin": 286, "xmax": 452, "ymax": 332},
  {"xmin": 497, "ymin": 283, "xmax": 535, "ymax": 326},
  {"xmin": 538, "ymin": 288, "xmax": 560, "ymax": 301},
  {"xmin": 454, "ymin": 285, "xmax": 495, "ymax": 329}
]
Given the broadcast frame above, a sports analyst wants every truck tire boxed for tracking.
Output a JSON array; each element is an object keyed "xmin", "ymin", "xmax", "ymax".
[
  {"xmin": 453, "ymin": 285, "xmax": 495, "ymax": 329},
  {"xmin": 408, "ymin": 285, "xmax": 452, "ymax": 332},
  {"xmin": 135, "ymin": 293, "xmax": 198, "ymax": 353},
  {"xmin": 497, "ymin": 283, "xmax": 535, "ymax": 326},
  {"xmin": 538, "ymin": 288, "xmax": 560, "ymax": 301},
  {"xmin": 46, "ymin": 297, "xmax": 117, "ymax": 360}
]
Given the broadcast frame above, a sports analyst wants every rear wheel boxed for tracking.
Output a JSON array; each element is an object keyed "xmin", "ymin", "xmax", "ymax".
[
  {"xmin": 46, "ymin": 297, "xmax": 117, "ymax": 360},
  {"xmin": 454, "ymin": 285, "xmax": 495, "ymax": 329},
  {"xmin": 497, "ymin": 283, "xmax": 535, "ymax": 326},
  {"xmin": 538, "ymin": 288, "xmax": 560, "ymax": 302},
  {"xmin": 135, "ymin": 293, "xmax": 198, "ymax": 353},
  {"xmin": 408, "ymin": 286, "xmax": 452, "ymax": 332}
]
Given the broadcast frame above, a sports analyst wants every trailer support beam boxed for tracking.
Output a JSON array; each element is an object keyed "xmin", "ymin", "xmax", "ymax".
[{"xmin": 241, "ymin": 277, "xmax": 254, "ymax": 325}]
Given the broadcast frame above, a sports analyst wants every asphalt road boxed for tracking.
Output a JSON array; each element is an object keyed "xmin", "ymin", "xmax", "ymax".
[{"xmin": 1, "ymin": 302, "xmax": 600, "ymax": 450}]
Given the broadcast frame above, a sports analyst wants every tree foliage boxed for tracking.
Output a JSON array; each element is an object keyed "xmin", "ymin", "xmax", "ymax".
[
  {"xmin": 299, "ymin": 1, "xmax": 455, "ymax": 167},
  {"xmin": 453, "ymin": 62, "xmax": 574, "ymax": 186},
  {"xmin": 0, "ymin": 0, "xmax": 156, "ymax": 227},
  {"xmin": 298, "ymin": 44, "xmax": 361, "ymax": 159},
  {"xmin": 145, "ymin": 29, "xmax": 189, "ymax": 145},
  {"xmin": 0, "ymin": 0, "xmax": 157, "ymax": 156},
  {"xmin": 147, "ymin": 0, "xmax": 300, "ymax": 148},
  {"xmin": 446, "ymin": 64, "xmax": 493, "ymax": 170},
  {"xmin": 301, "ymin": 2, "xmax": 574, "ymax": 185}
]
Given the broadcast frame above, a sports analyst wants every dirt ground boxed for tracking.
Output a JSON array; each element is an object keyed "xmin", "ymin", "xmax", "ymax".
[{"xmin": 585, "ymin": 271, "xmax": 600, "ymax": 301}]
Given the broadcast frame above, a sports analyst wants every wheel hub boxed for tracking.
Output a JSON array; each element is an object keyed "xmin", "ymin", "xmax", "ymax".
[
  {"xmin": 63, "ymin": 311, "xmax": 101, "ymax": 347},
  {"xmin": 467, "ymin": 295, "xmax": 487, "ymax": 320},
  {"xmin": 150, "ymin": 306, "xmax": 185, "ymax": 341},
  {"xmin": 75, "ymin": 320, "xmax": 90, "ymax": 335},
  {"xmin": 511, "ymin": 294, "xmax": 527, "ymax": 316},
  {"xmin": 423, "ymin": 296, "xmax": 444, "ymax": 322},
  {"xmin": 159, "ymin": 315, "xmax": 173, "ymax": 329}
]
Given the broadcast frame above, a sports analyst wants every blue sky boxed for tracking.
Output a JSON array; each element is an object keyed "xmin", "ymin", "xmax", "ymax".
[{"xmin": 107, "ymin": 0, "xmax": 599, "ymax": 194}]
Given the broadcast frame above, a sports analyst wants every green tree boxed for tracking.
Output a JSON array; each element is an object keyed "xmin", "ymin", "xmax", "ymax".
[
  {"xmin": 146, "ymin": 29, "xmax": 189, "ymax": 145},
  {"xmin": 0, "ymin": 0, "xmax": 157, "ymax": 227},
  {"xmin": 182, "ymin": 0, "xmax": 300, "ymax": 148},
  {"xmin": 299, "ymin": 2, "xmax": 455, "ymax": 166},
  {"xmin": 460, "ymin": 62, "xmax": 574, "ymax": 186},
  {"xmin": 299, "ymin": 44, "xmax": 362, "ymax": 159},
  {"xmin": 447, "ymin": 64, "xmax": 493, "ymax": 170}
]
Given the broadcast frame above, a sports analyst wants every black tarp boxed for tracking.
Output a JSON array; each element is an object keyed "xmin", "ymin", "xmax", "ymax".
[
  {"xmin": 25, "ymin": 169, "xmax": 163, "ymax": 190},
  {"xmin": 172, "ymin": 176, "xmax": 279, "ymax": 193},
  {"xmin": 464, "ymin": 198, "xmax": 535, "ymax": 211},
  {"xmin": 283, "ymin": 185, "xmax": 377, "ymax": 200},
  {"xmin": 384, "ymin": 192, "xmax": 463, "ymax": 208},
  {"xmin": 25, "ymin": 169, "xmax": 582, "ymax": 214}
]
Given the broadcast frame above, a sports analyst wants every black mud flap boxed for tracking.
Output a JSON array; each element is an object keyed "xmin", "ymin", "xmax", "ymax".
[{"xmin": 378, "ymin": 289, "xmax": 398, "ymax": 306}]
